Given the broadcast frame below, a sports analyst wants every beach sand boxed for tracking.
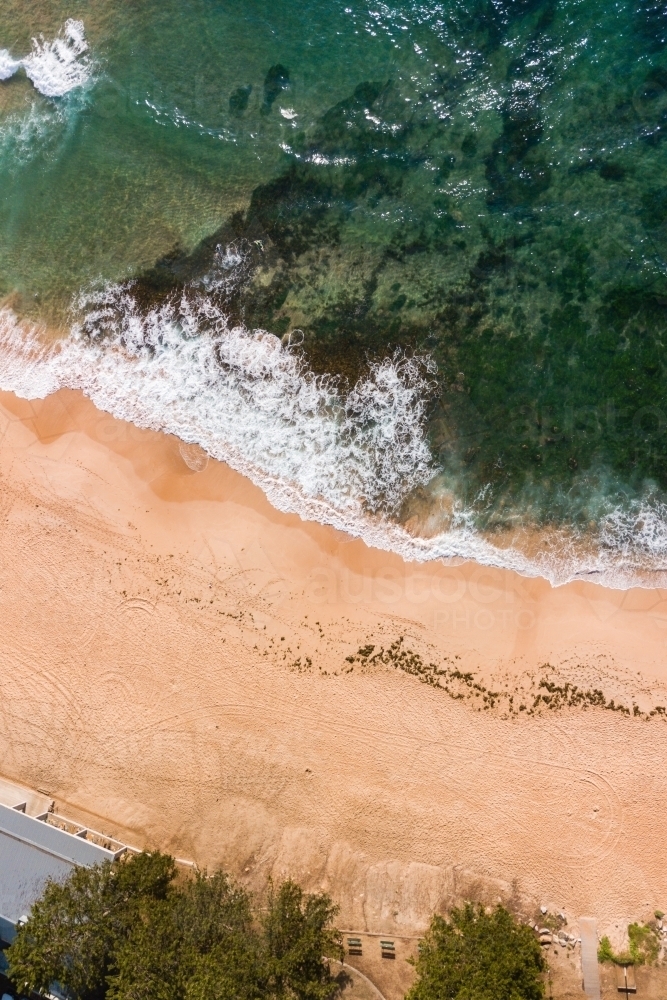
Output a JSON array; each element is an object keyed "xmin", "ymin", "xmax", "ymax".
[{"xmin": 0, "ymin": 387, "xmax": 666, "ymax": 940}]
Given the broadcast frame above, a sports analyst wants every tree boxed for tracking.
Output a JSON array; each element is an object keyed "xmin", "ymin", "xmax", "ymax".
[
  {"xmin": 407, "ymin": 904, "xmax": 545, "ymax": 1000},
  {"xmin": 261, "ymin": 880, "xmax": 344, "ymax": 1000},
  {"xmin": 106, "ymin": 899, "xmax": 180, "ymax": 1000},
  {"xmin": 7, "ymin": 851, "xmax": 176, "ymax": 1000},
  {"xmin": 106, "ymin": 870, "xmax": 257, "ymax": 1000},
  {"xmin": 7, "ymin": 856, "xmax": 343, "ymax": 1000}
]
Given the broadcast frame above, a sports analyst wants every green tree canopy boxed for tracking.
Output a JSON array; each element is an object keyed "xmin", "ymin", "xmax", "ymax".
[
  {"xmin": 407, "ymin": 904, "xmax": 545, "ymax": 1000},
  {"xmin": 261, "ymin": 879, "xmax": 343, "ymax": 1000},
  {"xmin": 106, "ymin": 869, "xmax": 258, "ymax": 1000},
  {"xmin": 7, "ymin": 851, "xmax": 175, "ymax": 1000},
  {"xmin": 7, "ymin": 853, "xmax": 342, "ymax": 1000}
]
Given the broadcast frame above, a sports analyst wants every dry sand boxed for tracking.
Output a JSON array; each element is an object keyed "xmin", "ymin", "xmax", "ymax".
[{"xmin": 0, "ymin": 387, "xmax": 666, "ymax": 942}]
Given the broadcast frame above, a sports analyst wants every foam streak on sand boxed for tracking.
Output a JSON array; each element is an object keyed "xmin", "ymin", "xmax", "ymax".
[{"xmin": 0, "ymin": 298, "xmax": 666, "ymax": 591}]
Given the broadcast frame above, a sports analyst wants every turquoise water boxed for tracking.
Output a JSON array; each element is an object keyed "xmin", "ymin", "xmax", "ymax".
[{"xmin": 1, "ymin": 0, "xmax": 667, "ymax": 584}]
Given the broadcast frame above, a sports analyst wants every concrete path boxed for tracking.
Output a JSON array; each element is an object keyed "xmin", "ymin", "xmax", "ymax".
[{"xmin": 579, "ymin": 917, "xmax": 601, "ymax": 1000}]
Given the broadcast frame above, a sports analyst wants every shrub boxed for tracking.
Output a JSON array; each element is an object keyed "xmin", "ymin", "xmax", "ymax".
[
  {"xmin": 598, "ymin": 923, "xmax": 660, "ymax": 966},
  {"xmin": 628, "ymin": 923, "xmax": 660, "ymax": 965},
  {"xmin": 597, "ymin": 936, "xmax": 616, "ymax": 964}
]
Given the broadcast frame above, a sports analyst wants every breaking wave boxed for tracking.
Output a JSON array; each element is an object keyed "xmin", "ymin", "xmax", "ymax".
[
  {"xmin": 0, "ymin": 286, "xmax": 435, "ymax": 517},
  {"xmin": 0, "ymin": 50, "xmax": 21, "ymax": 82},
  {"xmin": 0, "ymin": 284, "xmax": 666, "ymax": 591},
  {"xmin": 0, "ymin": 20, "xmax": 91, "ymax": 98}
]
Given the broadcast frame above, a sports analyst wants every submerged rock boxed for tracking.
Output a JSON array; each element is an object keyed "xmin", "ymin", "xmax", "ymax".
[
  {"xmin": 229, "ymin": 84, "xmax": 252, "ymax": 116},
  {"xmin": 262, "ymin": 64, "xmax": 290, "ymax": 114}
]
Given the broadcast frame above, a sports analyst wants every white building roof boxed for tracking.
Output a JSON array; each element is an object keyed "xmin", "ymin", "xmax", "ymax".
[{"xmin": 0, "ymin": 803, "xmax": 115, "ymax": 943}]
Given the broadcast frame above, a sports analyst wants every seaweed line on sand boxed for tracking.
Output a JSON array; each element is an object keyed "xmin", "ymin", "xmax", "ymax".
[{"xmin": 344, "ymin": 638, "xmax": 667, "ymax": 720}]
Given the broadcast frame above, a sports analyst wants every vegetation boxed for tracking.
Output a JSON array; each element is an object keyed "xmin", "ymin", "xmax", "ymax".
[
  {"xmin": 629, "ymin": 922, "xmax": 662, "ymax": 965},
  {"xmin": 406, "ymin": 904, "xmax": 545, "ymax": 1000},
  {"xmin": 346, "ymin": 640, "xmax": 667, "ymax": 721},
  {"xmin": 598, "ymin": 922, "xmax": 661, "ymax": 966},
  {"xmin": 597, "ymin": 936, "xmax": 626, "ymax": 965},
  {"xmin": 7, "ymin": 852, "xmax": 343, "ymax": 1000},
  {"xmin": 18, "ymin": 852, "xmax": 640, "ymax": 1000}
]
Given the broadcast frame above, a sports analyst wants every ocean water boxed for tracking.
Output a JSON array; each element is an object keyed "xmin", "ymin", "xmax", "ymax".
[{"xmin": 1, "ymin": 0, "xmax": 667, "ymax": 587}]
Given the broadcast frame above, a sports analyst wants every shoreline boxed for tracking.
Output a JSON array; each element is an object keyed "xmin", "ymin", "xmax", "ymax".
[
  {"xmin": 4, "ymin": 386, "xmax": 666, "ymax": 684},
  {"xmin": 2, "ymin": 305, "xmax": 665, "ymax": 594},
  {"xmin": 1, "ymin": 387, "xmax": 667, "ymax": 935}
]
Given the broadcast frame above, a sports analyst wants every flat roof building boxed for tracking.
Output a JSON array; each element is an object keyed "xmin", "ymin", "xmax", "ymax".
[{"xmin": 0, "ymin": 803, "xmax": 117, "ymax": 945}]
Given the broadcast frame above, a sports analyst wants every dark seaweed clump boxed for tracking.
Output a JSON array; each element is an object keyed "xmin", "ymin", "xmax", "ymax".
[{"xmin": 346, "ymin": 640, "xmax": 667, "ymax": 720}]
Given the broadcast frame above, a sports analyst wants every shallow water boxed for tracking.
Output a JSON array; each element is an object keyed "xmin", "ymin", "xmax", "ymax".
[{"xmin": 1, "ymin": 0, "xmax": 667, "ymax": 586}]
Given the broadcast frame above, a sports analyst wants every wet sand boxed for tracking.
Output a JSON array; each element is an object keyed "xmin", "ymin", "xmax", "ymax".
[{"xmin": 0, "ymin": 387, "xmax": 666, "ymax": 938}]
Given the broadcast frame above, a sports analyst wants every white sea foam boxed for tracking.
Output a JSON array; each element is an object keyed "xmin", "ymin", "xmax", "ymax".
[
  {"xmin": 0, "ymin": 289, "xmax": 435, "ymax": 515},
  {"xmin": 0, "ymin": 22, "xmax": 92, "ymax": 168},
  {"xmin": 599, "ymin": 499, "xmax": 667, "ymax": 567},
  {"xmin": 0, "ymin": 50, "xmax": 21, "ymax": 81},
  {"xmin": 0, "ymin": 102, "xmax": 60, "ymax": 167},
  {"xmin": 21, "ymin": 20, "xmax": 91, "ymax": 98},
  {"xmin": 0, "ymin": 293, "xmax": 666, "ymax": 591}
]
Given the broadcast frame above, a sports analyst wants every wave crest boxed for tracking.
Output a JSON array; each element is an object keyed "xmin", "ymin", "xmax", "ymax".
[
  {"xmin": 0, "ymin": 50, "xmax": 21, "ymax": 82},
  {"xmin": 2, "ymin": 287, "xmax": 667, "ymax": 590},
  {"xmin": 22, "ymin": 19, "xmax": 91, "ymax": 98},
  {"xmin": 0, "ymin": 286, "xmax": 436, "ymax": 519}
]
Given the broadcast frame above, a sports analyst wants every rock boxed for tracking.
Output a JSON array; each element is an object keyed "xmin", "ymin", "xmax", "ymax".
[
  {"xmin": 540, "ymin": 905, "xmax": 548, "ymax": 914},
  {"xmin": 281, "ymin": 329, "xmax": 304, "ymax": 348},
  {"xmin": 262, "ymin": 64, "xmax": 290, "ymax": 114},
  {"xmin": 229, "ymin": 85, "xmax": 252, "ymax": 117}
]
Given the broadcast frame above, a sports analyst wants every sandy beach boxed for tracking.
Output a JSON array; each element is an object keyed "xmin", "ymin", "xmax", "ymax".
[{"xmin": 0, "ymin": 387, "xmax": 666, "ymax": 941}]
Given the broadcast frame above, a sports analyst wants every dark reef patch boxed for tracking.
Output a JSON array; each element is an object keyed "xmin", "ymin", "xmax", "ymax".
[
  {"xmin": 229, "ymin": 85, "xmax": 252, "ymax": 117},
  {"xmin": 122, "ymin": 3, "xmax": 667, "ymax": 532},
  {"xmin": 635, "ymin": 0, "xmax": 667, "ymax": 49},
  {"xmin": 262, "ymin": 64, "xmax": 290, "ymax": 115}
]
